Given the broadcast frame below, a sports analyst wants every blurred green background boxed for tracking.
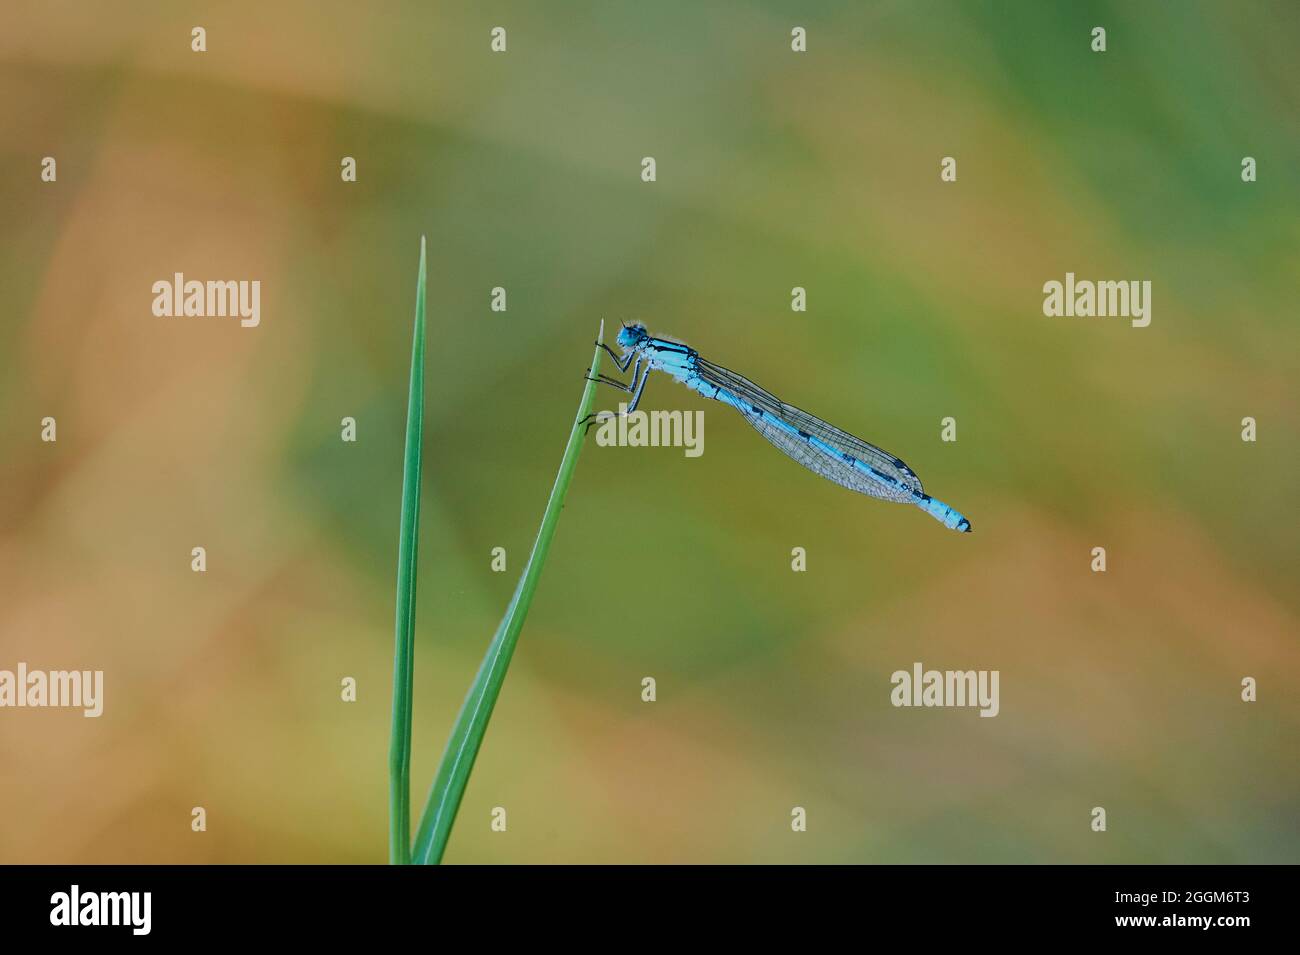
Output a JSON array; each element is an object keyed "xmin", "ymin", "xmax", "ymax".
[{"xmin": 1, "ymin": 1, "xmax": 1297, "ymax": 863}]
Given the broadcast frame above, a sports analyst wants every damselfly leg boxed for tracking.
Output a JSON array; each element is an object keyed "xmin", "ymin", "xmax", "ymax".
[
  {"xmin": 581, "ymin": 359, "xmax": 652, "ymax": 431},
  {"xmin": 594, "ymin": 340, "xmax": 635, "ymax": 373}
]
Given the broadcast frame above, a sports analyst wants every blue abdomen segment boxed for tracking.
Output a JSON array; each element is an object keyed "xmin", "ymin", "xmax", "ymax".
[
  {"xmin": 918, "ymin": 494, "xmax": 971, "ymax": 532},
  {"xmin": 680, "ymin": 360, "xmax": 972, "ymax": 532}
]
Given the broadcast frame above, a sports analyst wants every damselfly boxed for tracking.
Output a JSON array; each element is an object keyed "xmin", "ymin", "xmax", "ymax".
[{"xmin": 587, "ymin": 324, "xmax": 972, "ymax": 532}]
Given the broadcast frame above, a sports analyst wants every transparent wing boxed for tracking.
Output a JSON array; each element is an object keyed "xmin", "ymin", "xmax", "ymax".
[{"xmin": 693, "ymin": 356, "xmax": 922, "ymax": 503}]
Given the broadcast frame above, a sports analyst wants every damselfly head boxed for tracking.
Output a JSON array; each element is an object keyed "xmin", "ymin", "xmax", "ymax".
[{"xmin": 616, "ymin": 322, "xmax": 649, "ymax": 350}]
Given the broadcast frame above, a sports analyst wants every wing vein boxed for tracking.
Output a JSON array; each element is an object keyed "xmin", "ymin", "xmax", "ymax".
[{"xmin": 692, "ymin": 357, "xmax": 922, "ymax": 503}]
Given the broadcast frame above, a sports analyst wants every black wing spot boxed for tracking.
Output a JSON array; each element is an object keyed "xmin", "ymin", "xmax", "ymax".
[{"xmin": 797, "ymin": 429, "xmax": 811, "ymax": 439}]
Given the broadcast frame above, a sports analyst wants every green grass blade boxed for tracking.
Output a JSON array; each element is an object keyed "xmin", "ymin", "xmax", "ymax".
[
  {"xmin": 389, "ymin": 236, "xmax": 427, "ymax": 865},
  {"xmin": 410, "ymin": 321, "xmax": 605, "ymax": 864}
]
